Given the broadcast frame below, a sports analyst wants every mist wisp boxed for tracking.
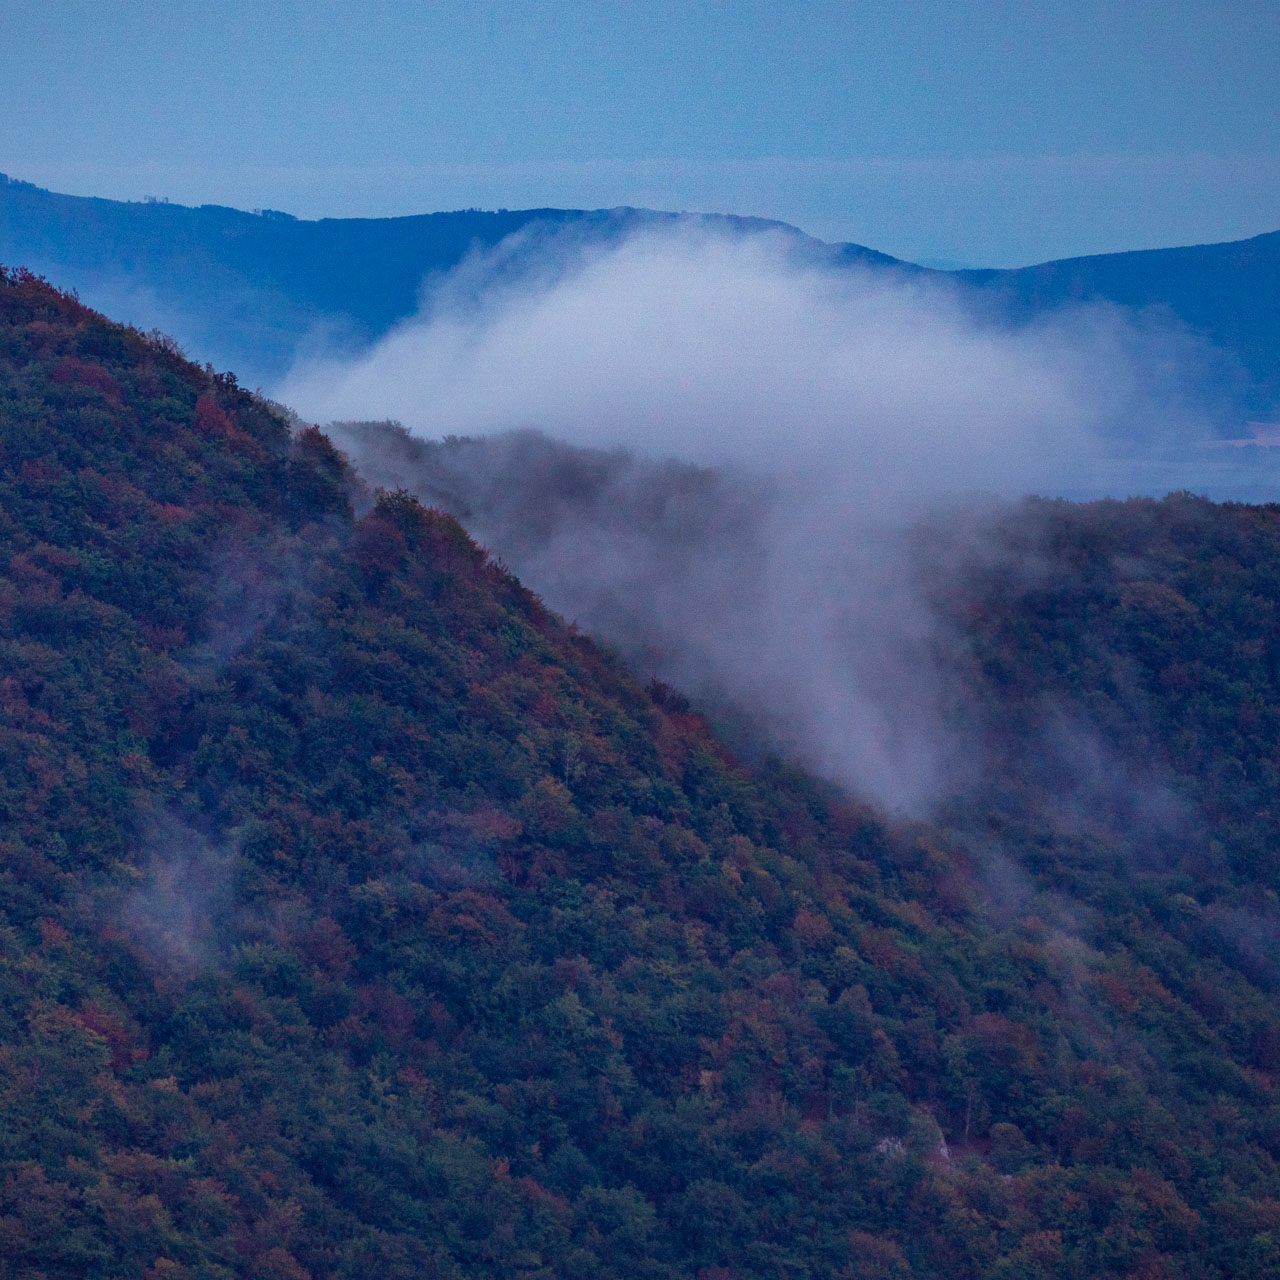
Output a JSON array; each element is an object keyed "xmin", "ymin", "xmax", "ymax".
[
  {"xmin": 120, "ymin": 807, "xmax": 237, "ymax": 975},
  {"xmin": 284, "ymin": 225, "xmax": 1226, "ymax": 814}
]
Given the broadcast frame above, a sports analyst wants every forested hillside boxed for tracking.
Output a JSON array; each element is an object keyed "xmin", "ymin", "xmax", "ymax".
[{"xmin": 1, "ymin": 266, "xmax": 1279, "ymax": 1278}]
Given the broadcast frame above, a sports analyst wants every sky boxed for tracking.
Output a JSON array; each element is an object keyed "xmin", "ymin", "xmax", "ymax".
[{"xmin": 2, "ymin": 0, "xmax": 1277, "ymax": 266}]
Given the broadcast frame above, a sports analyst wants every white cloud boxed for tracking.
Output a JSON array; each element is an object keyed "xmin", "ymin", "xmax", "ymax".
[{"xmin": 294, "ymin": 224, "xmax": 1212, "ymax": 810}]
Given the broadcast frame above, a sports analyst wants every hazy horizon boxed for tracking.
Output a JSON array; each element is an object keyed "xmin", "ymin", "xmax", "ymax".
[{"xmin": 3, "ymin": 1, "xmax": 1277, "ymax": 267}]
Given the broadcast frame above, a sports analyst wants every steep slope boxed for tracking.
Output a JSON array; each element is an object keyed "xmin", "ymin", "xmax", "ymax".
[{"xmin": 0, "ymin": 269, "xmax": 1279, "ymax": 1278}]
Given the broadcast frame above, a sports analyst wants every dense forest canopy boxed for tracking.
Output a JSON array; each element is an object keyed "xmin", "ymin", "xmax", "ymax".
[{"xmin": 0, "ymin": 266, "xmax": 1278, "ymax": 1277}]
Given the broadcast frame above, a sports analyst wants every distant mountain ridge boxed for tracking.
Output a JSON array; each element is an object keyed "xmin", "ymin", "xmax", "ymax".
[
  {"xmin": 959, "ymin": 229, "xmax": 1280, "ymax": 418},
  {"xmin": 1, "ymin": 173, "xmax": 1277, "ymax": 417},
  {"xmin": 0, "ymin": 175, "xmax": 903, "ymax": 387}
]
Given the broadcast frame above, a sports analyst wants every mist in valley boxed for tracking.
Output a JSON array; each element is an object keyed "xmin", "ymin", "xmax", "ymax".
[{"xmin": 281, "ymin": 226, "xmax": 1242, "ymax": 820}]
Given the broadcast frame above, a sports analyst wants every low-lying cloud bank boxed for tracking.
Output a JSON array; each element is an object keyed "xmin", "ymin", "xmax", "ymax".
[
  {"xmin": 283, "ymin": 226, "xmax": 1212, "ymax": 498},
  {"xmin": 280, "ymin": 226, "xmax": 1234, "ymax": 812}
]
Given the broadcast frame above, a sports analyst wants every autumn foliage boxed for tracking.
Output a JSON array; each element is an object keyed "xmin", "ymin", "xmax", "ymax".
[{"xmin": 0, "ymin": 265, "xmax": 1277, "ymax": 1277}]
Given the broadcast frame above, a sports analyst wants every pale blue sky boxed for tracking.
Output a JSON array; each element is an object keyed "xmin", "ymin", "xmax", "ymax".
[{"xmin": 2, "ymin": 0, "xmax": 1277, "ymax": 265}]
